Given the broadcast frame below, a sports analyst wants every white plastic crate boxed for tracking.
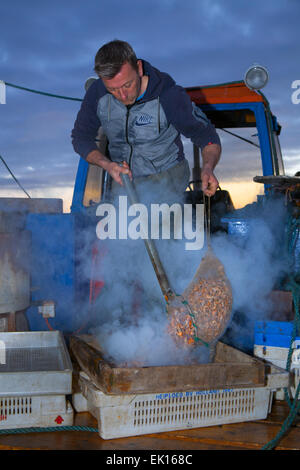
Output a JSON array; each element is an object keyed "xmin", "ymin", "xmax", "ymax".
[
  {"xmin": 254, "ymin": 321, "xmax": 300, "ymax": 400},
  {"xmin": 254, "ymin": 344, "xmax": 300, "ymax": 400},
  {"xmin": 0, "ymin": 394, "xmax": 74, "ymax": 429},
  {"xmin": 0, "ymin": 331, "xmax": 74, "ymax": 429},
  {"xmin": 73, "ymin": 368, "xmax": 288, "ymax": 440}
]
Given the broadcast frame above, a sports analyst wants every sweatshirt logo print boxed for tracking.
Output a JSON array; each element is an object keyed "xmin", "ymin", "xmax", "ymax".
[{"xmin": 135, "ymin": 113, "xmax": 153, "ymax": 126}]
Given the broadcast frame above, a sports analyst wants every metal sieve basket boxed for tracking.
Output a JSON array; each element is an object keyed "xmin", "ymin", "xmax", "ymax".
[
  {"xmin": 0, "ymin": 331, "xmax": 72, "ymax": 397},
  {"xmin": 0, "ymin": 346, "xmax": 66, "ymax": 373}
]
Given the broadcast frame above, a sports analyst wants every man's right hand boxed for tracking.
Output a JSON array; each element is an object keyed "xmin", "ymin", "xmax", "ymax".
[
  {"xmin": 86, "ymin": 150, "xmax": 132, "ymax": 185},
  {"xmin": 107, "ymin": 160, "xmax": 132, "ymax": 185}
]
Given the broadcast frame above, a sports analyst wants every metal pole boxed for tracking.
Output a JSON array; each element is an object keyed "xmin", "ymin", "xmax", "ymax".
[
  {"xmin": 192, "ymin": 145, "xmax": 201, "ymax": 191},
  {"xmin": 120, "ymin": 173, "xmax": 174, "ymax": 301}
]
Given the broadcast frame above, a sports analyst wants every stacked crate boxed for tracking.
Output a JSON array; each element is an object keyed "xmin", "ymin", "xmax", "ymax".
[
  {"xmin": 0, "ymin": 331, "xmax": 73, "ymax": 429},
  {"xmin": 254, "ymin": 321, "xmax": 300, "ymax": 400}
]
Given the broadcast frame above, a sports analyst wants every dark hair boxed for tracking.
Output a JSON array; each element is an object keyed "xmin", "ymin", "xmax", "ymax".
[{"xmin": 94, "ymin": 40, "xmax": 138, "ymax": 79}]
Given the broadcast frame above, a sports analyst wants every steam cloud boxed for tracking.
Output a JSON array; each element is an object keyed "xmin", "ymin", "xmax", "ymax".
[{"xmin": 77, "ymin": 190, "xmax": 290, "ymax": 366}]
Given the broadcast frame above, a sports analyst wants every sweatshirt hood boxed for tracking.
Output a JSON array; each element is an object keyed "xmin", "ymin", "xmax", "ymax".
[{"xmin": 142, "ymin": 60, "xmax": 176, "ymax": 101}]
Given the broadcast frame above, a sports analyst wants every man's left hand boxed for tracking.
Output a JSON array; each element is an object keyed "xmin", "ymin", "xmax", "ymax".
[
  {"xmin": 201, "ymin": 167, "xmax": 219, "ymax": 197},
  {"xmin": 201, "ymin": 143, "xmax": 221, "ymax": 196}
]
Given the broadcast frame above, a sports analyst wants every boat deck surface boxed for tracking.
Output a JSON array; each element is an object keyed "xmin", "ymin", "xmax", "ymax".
[{"xmin": 0, "ymin": 400, "xmax": 299, "ymax": 451}]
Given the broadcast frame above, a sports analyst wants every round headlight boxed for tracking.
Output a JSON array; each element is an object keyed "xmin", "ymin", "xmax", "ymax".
[{"xmin": 244, "ymin": 65, "xmax": 269, "ymax": 90}]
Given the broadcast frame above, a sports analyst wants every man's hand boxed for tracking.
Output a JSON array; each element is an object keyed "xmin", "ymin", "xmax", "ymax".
[
  {"xmin": 201, "ymin": 167, "xmax": 219, "ymax": 197},
  {"xmin": 86, "ymin": 150, "xmax": 132, "ymax": 185},
  {"xmin": 107, "ymin": 160, "xmax": 132, "ymax": 185},
  {"xmin": 201, "ymin": 143, "xmax": 221, "ymax": 197}
]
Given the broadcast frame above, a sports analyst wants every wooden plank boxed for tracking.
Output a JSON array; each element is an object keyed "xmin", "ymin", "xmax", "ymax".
[
  {"xmin": 1, "ymin": 403, "xmax": 300, "ymax": 450},
  {"xmin": 262, "ymin": 400, "xmax": 300, "ymax": 427},
  {"xmin": 160, "ymin": 421, "xmax": 300, "ymax": 450},
  {"xmin": 69, "ymin": 335, "xmax": 267, "ymax": 395},
  {"xmin": 215, "ymin": 341, "xmax": 260, "ymax": 363}
]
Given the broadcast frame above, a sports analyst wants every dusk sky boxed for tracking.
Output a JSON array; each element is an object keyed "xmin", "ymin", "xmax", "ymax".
[{"xmin": 1, "ymin": 0, "xmax": 299, "ymax": 211}]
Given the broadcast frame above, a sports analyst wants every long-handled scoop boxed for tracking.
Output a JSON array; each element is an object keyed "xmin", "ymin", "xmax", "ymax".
[
  {"xmin": 120, "ymin": 172, "xmax": 175, "ymax": 303},
  {"xmin": 121, "ymin": 173, "xmax": 232, "ymax": 347}
]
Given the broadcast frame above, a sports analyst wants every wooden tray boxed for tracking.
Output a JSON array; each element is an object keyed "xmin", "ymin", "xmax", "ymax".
[{"xmin": 69, "ymin": 335, "xmax": 269, "ymax": 395}]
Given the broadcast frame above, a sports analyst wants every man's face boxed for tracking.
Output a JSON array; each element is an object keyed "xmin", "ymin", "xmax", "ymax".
[{"xmin": 102, "ymin": 60, "xmax": 143, "ymax": 106}]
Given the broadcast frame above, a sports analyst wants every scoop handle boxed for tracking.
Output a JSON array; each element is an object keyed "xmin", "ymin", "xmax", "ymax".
[{"xmin": 120, "ymin": 172, "xmax": 174, "ymax": 301}]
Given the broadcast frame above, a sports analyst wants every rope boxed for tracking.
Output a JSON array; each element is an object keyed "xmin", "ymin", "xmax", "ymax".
[
  {"xmin": 262, "ymin": 381, "xmax": 300, "ymax": 450},
  {"xmin": 181, "ymin": 298, "xmax": 210, "ymax": 348},
  {"xmin": 261, "ymin": 211, "xmax": 300, "ymax": 450},
  {"xmin": 0, "ymin": 425, "xmax": 98, "ymax": 435},
  {"xmin": 283, "ymin": 279, "xmax": 300, "ymax": 410},
  {"xmin": 261, "ymin": 282, "xmax": 300, "ymax": 450},
  {"xmin": 219, "ymin": 128, "xmax": 260, "ymax": 148},
  {"xmin": 0, "ymin": 154, "xmax": 31, "ymax": 198},
  {"xmin": 165, "ymin": 295, "xmax": 210, "ymax": 348},
  {"xmin": 4, "ymin": 81, "xmax": 82, "ymax": 102}
]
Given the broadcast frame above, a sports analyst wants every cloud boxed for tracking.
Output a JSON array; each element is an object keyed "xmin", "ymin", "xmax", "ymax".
[{"xmin": 1, "ymin": 0, "xmax": 299, "ymax": 210}]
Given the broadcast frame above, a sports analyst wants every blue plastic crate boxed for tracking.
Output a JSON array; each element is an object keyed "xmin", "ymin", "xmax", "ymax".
[
  {"xmin": 221, "ymin": 217, "xmax": 250, "ymax": 238},
  {"xmin": 254, "ymin": 320, "xmax": 300, "ymax": 348}
]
